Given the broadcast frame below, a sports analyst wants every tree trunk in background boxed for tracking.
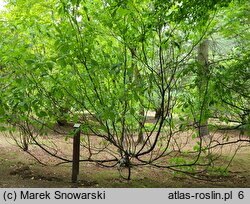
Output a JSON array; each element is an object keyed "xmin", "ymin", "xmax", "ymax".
[
  {"xmin": 130, "ymin": 48, "xmax": 145, "ymax": 144},
  {"xmin": 197, "ymin": 39, "xmax": 209, "ymax": 137}
]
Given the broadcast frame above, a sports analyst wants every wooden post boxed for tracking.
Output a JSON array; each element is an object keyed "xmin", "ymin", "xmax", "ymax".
[{"xmin": 72, "ymin": 123, "xmax": 81, "ymax": 183}]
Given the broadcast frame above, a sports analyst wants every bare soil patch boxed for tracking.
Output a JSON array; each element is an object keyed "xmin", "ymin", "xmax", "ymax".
[{"xmin": 0, "ymin": 131, "xmax": 249, "ymax": 188}]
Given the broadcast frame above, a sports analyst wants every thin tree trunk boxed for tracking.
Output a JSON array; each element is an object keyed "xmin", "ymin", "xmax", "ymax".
[
  {"xmin": 197, "ymin": 39, "xmax": 209, "ymax": 137},
  {"xmin": 130, "ymin": 47, "xmax": 145, "ymax": 144}
]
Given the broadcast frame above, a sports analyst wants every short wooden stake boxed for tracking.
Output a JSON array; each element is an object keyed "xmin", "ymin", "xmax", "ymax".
[{"xmin": 72, "ymin": 123, "xmax": 81, "ymax": 183}]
